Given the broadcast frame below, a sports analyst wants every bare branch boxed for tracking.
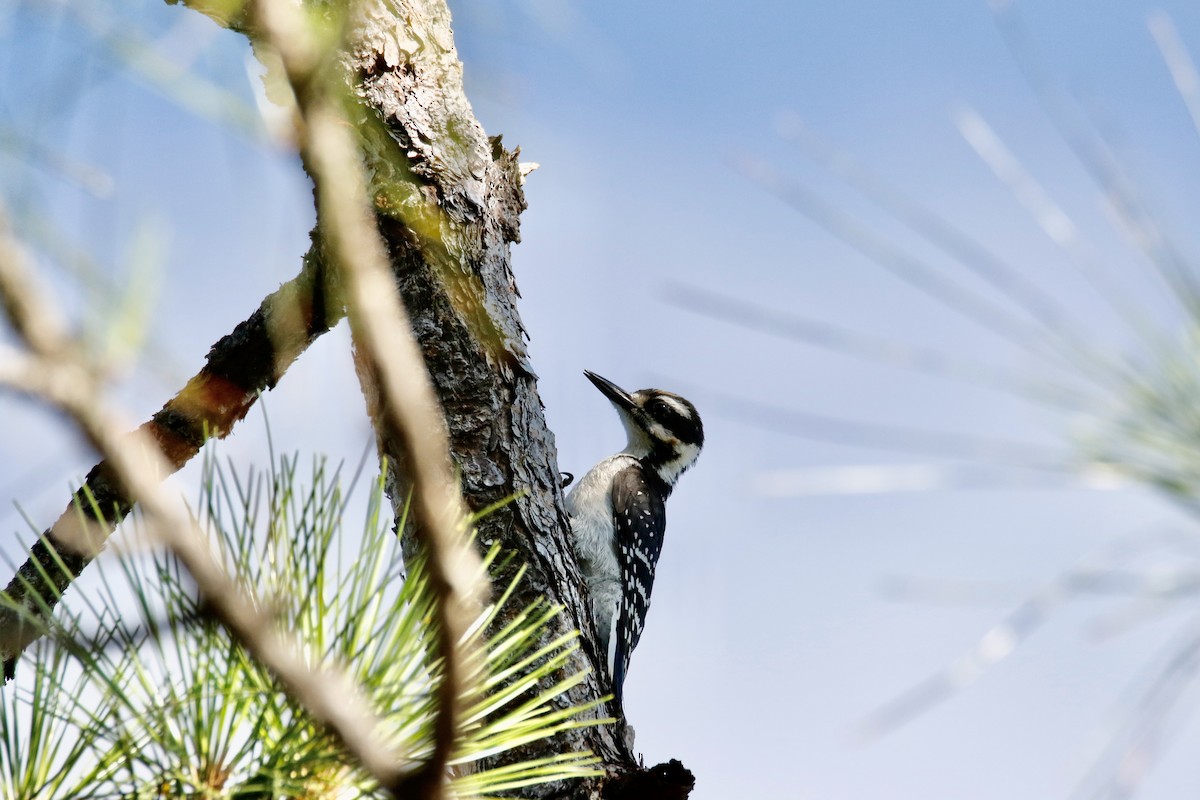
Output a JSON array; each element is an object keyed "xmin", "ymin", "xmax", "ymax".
[
  {"xmin": 662, "ymin": 281, "xmax": 1071, "ymax": 403},
  {"xmin": 1150, "ymin": 12, "xmax": 1200, "ymax": 144},
  {"xmin": 0, "ymin": 241, "xmax": 339, "ymax": 678},
  {"xmin": 991, "ymin": 0, "xmax": 1200, "ymax": 316},
  {"xmin": 0, "ymin": 216, "xmax": 408, "ymax": 787},
  {"xmin": 705, "ymin": 388, "xmax": 1068, "ymax": 469},
  {"xmin": 733, "ymin": 154, "xmax": 1048, "ymax": 352},
  {"xmin": 249, "ymin": 0, "xmax": 487, "ymax": 795},
  {"xmin": 0, "ymin": 213, "xmax": 72, "ymax": 354}
]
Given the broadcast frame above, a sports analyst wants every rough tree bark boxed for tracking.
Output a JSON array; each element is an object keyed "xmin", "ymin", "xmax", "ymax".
[
  {"xmin": 3, "ymin": 1, "xmax": 696, "ymax": 796},
  {"xmin": 252, "ymin": 6, "xmax": 700, "ymax": 788},
  {"xmin": 342, "ymin": 5, "xmax": 669, "ymax": 795}
]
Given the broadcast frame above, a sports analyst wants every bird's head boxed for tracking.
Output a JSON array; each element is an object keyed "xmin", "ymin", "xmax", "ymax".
[{"xmin": 584, "ymin": 370, "xmax": 704, "ymax": 487}]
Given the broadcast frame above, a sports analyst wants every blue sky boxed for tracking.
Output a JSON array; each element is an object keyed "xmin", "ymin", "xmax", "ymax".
[{"xmin": 5, "ymin": 1, "xmax": 1200, "ymax": 798}]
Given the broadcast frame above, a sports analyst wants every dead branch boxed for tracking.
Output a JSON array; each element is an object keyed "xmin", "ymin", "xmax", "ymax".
[
  {"xmin": 0, "ymin": 213, "xmax": 409, "ymax": 789},
  {"xmin": 248, "ymin": 0, "xmax": 487, "ymax": 794},
  {"xmin": 0, "ymin": 242, "xmax": 339, "ymax": 679}
]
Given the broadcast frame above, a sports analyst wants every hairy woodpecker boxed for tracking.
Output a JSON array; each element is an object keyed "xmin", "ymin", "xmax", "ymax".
[{"xmin": 566, "ymin": 370, "xmax": 704, "ymax": 705}]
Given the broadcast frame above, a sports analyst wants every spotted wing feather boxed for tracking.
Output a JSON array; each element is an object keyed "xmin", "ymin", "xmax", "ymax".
[{"xmin": 609, "ymin": 465, "xmax": 667, "ymax": 703}]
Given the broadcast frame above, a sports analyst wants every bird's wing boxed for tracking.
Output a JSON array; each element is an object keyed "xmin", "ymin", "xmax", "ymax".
[{"xmin": 609, "ymin": 466, "xmax": 667, "ymax": 703}]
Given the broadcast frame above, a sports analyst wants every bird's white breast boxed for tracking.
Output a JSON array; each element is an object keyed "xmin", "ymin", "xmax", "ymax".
[
  {"xmin": 566, "ymin": 453, "xmax": 638, "ymax": 578},
  {"xmin": 566, "ymin": 453, "xmax": 640, "ymax": 665}
]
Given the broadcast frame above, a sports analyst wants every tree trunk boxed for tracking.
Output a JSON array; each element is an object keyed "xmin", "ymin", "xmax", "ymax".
[
  {"xmin": 336, "ymin": 3, "xmax": 695, "ymax": 794},
  {"xmin": 344, "ymin": 3, "xmax": 644, "ymax": 795}
]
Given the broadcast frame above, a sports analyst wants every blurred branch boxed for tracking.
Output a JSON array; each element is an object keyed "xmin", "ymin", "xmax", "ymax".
[
  {"xmin": 0, "ymin": 214, "xmax": 73, "ymax": 353},
  {"xmin": 1070, "ymin": 614, "xmax": 1200, "ymax": 800},
  {"xmin": 706, "ymin": 387, "xmax": 1068, "ymax": 469},
  {"xmin": 751, "ymin": 462, "xmax": 1129, "ymax": 498},
  {"xmin": 663, "ymin": 281, "xmax": 1082, "ymax": 406},
  {"xmin": 952, "ymin": 106, "xmax": 1160, "ymax": 349},
  {"xmin": 0, "ymin": 127, "xmax": 113, "ymax": 198},
  {"xmin": 774, "ymin": 112, "xmax": 1150, "ymax": 393},
  {"xmin": 0, "ymin": 211, "xmax": 407, "ymax": 787},
  {"xmin": 0, "ymin": 231, "xmax": 340, "ymax": 678},
  {"xmin": 734, "ymin": 153, "xmax": 1048, "ymax": 351},
  {"xmin": 247, "ymin": 0, "xmax": 486, "ymax": 794},
  {"xmin": 67, "ymin": 0, "xmax": 262, "ymax": 135},
  {"xmin": 1150, "ymin": 11, "xmax": 1200, "ymax": 143},
  {"xmin": 1069, "ymin": 569, "xmax": 1200, "ymax": 599},
  {"xmin": 860, "ymin": 528, "xmax": 1200, "ymax": 757},
  {"xmin": 775, "ymin": 113, "xmax": 1077, "ymax": 337},
  {"xmin": 855, "ymin": 581, "xmax": 1065, "ymax": 742},
  {"xmin": 991, "ymin": 0, "xmax": 1200, "ymax": 316}
]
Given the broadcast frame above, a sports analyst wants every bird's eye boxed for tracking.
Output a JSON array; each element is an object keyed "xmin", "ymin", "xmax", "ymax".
[{"xmin": 648, "ymin": 398, "xmax": 681, "ymax": 426}]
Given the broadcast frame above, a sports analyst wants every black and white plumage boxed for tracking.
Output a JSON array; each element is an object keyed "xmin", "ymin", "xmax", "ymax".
[{"xmin": 566, "ymin": 370, "xmax": 703, "ymax": 706}]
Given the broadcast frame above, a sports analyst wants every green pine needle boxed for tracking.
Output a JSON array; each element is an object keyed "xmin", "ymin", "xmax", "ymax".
[{"xmin": 0, "ymin": 450, "xmax": 606, "ymax": 798}]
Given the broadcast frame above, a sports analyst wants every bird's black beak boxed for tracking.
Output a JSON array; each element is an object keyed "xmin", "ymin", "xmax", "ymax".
[{"xmin": 584, "ymin": 370, "xmax": 637, "ymax": 412}]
